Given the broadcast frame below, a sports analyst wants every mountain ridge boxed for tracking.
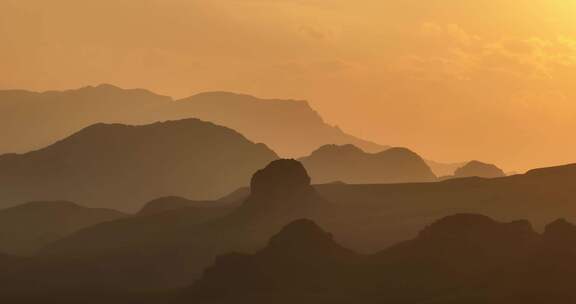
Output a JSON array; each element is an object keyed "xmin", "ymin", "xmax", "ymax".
[
  {"xmin": 0, "ymin": 84, "xmax": 387, "ymax": 158},
  {"xmin": 299, "ymin": 144, "xmax": 436, "ymax": 184},
  {"xmin": 0, "ymin": 118, "xmax": 278, "ymax": 211}
]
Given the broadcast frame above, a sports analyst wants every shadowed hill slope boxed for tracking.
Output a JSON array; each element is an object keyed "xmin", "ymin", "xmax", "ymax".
[
  {"xmin": 0, "ymin": 118, "xmax": 278, "ymax": 211},
  {"xmin": 299, "ymin": 144, "xmax": 436, "ymax": 184},
  {"xmin": 0, "ymin": 201, "xmax": 125, "ymax": 255},
  {"xmin": 39, "ymin": 159, "xmax": 328, "ymax": 290},
  {"xmin": 0, "ymin": 85, "xmax": 386, "ymax": 158},
  {"xmin": 189, "ymin": 215, "xmax": 576, "ymax": 304}
]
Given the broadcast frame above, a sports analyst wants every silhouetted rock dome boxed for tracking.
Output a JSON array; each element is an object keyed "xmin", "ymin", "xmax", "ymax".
[
  {"xmin": 543, "ymin": 218, "xmax": 576, "ymax": 246},
  {"xmin": 454, "ymin": 160, "xmax": 505, "ymax": 178},
  {"xmin": 311, "ymin": 144, "xmax": 365, "ymax": 157},
  {"xmin": 250, "ymin": 159, "xmax": 311, "ymax": 199},
  {"xmin": 300, "ymin": 145, "xmax": 436, "ymax": 184}
]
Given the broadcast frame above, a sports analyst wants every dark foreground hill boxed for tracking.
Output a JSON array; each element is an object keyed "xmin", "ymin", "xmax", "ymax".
[
  {"xmin": 32, "ymin": 160, "xmax": 576, "ymax": 293},
  {"xmin": 0, "ymin": 84, "xmax": 386, "ymax": 158},
  {"xmin": 0, "ymin": 201, "xmax": 125, "ymax": 255},
  {"xmin": 0, "ymin": 118, "xmax": 277, "ymax": 211},
  {"xmin": 188, "ymin": 215, "xmax": 576, "ymax": 304},
  {"xmin": 299, "ymin": 144, "xmax": 436, "ymax": 184},
  {"xmin": 5, "ymin": 214, "xmax": 576, "ymax": 303}
]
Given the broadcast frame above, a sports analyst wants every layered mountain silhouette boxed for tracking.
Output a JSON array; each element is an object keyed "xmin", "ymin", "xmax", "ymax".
[
  {"xmin": 0, "ymin": 118, "xmax": 277, "ymax": 211},
  {"xmin": 172, "ymin": 92, "xmax": 387, "ymax": 156},
  {"xmin": 0, "ymin": 85, "xmax": 386, "ymax": 158},
  {"xmin": 189, "ymin": 215, "xmax": 576, "ymax": 303},
  {"xmin": 0, "ymin": 84, "xmax": 171, "ymax": 154},
  {"xmin": 39, "ymin": 159, "xmax": 328, "ymax": 290},
  {"xmin": 299, "ymin": 144, "xmax": 436, "ymax": 184},
  {"xmin": 0, "ymin": 201, "xmax": 125, "ymax": 255},
  {"xmin": 33, "ymin": 160, "xmax": 576, "ymax": 293}
]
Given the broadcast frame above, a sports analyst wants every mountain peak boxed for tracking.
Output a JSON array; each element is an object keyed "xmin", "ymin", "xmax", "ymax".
[
  {"xmin": 267, "ymin": 219, "xmax": 333, "ymax": 247},
  {"xmin": 543, "ymin": 218, "xmax": 576, "ymax": 247},
  {"xmin": 238, "ymin": 159, "xmax": 325, "ymax": 217},
  {"xmin": 94, "ymin": 83, "xmax": 121, "ymax": 90},
  {"xmin": 311, "ymin": 144, "xmax": 365, "ymax": 157},
  {"xmin": 454, "ymin": 160, "xmax": 506, "ymax": 178},
  {"xmin": 301, "ymin": 145, "xmax": 436, "ymax": 184},
  {"xmin": 260, "ymin": 219, "xmax": 353, "ymax": 260},
  {"xmin": 0, "ymin": 118, "xmax": 278, "ymax": 211},
  {"xmin": 250, "ymin": 159, "xmax": 311, "ymax": 199}
]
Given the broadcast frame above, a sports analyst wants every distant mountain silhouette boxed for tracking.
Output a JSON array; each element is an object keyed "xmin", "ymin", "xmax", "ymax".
[
  {"xmin": 0, "ymin": 84, "xmax": 171, "ymax": 154},
  {"xmin": 173, "ymin": 92, "xmax": 387, "ymax": 156},
  {"xmin": 0, "ymin": 85, "xmax": 386, "ymax": 158},
  {"xmin": 0, "ymin": 118, "xmax": 277, "ymax": 211},
  {"xmin": 189, "ymin": 215, "xmax": 576, "ymax": 303},
  {"xmin": 453, "ymin": 160, "xmax": 506, "ymax": 178},
  {"xmin": 0, "ymin": 201, "xmax": 125, "ymax": 255},
  {"xmin": 299, "ymin": 144, "xmax": 436, "ymax": 184}
]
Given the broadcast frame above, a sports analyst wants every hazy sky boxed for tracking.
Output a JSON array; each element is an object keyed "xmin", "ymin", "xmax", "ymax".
[{"xmin": 2, "ymin": 0, "xmax": 576, "ymax": 171}]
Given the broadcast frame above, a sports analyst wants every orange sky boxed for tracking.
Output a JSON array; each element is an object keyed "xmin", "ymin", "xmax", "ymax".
[{"xmin": 2, "ymin": 0, "xmax": 576, "ymax": 172}]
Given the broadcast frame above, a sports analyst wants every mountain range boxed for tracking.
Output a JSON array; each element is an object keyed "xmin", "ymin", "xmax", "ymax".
[
  {"xmin": 0, "ymin": 84, "xmax": 386, "ymax": 158},
  {"xmin": 0, "ymin": 118, "xmax": 277, "ymax": 211},
  {"xmin": 189, "ymin": 215, "xmax": 576, "ymax": 303},
  {"xmin": 299, "ymin": 144, "xmax": 436, "ymax": 184},
  {"xmin": 26, "ymin": 159, "xmax": 576, "ymax": 292}
]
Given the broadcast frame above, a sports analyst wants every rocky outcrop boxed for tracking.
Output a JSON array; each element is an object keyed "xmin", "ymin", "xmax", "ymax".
[
  {"xmin": 241, "ymin": 159, "xmax": 324, "ymax": 215},
  {"xmin": 300, "ymin": 145, "xmax": 436, "ymax": 184}
]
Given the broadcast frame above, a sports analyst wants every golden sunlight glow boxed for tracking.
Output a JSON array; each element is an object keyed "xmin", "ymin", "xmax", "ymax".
[{"xmin": 2, "ymin": 0, "xmax": 576, "ymax": 171}]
